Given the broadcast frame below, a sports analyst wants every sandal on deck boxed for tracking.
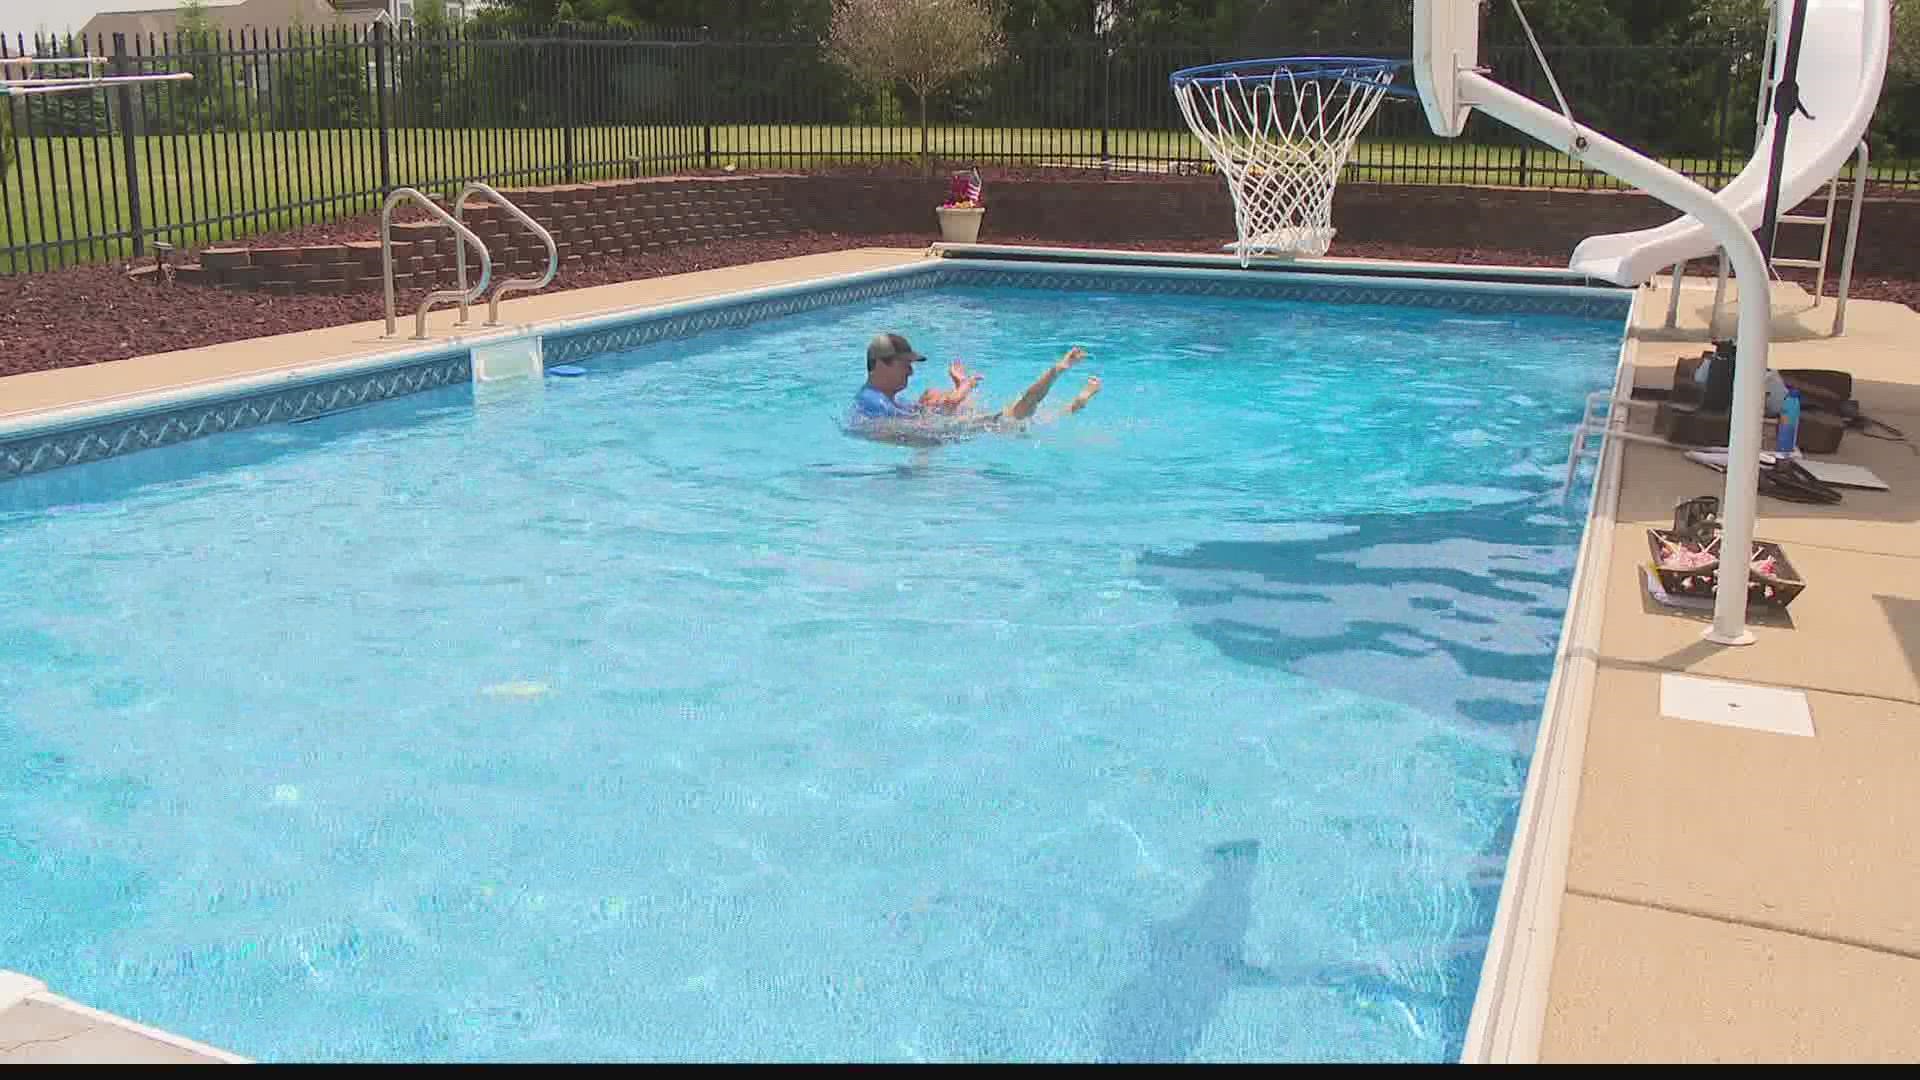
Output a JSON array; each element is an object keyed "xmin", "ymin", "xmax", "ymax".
[{"xmin": 1759, "ymin": 459, "xmax": 1844, "ymax": 505}]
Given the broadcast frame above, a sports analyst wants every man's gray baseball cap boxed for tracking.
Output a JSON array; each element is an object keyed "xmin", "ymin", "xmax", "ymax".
[{"xmin": 866, "ymin": 332, "xmax": 926, "ymax": 369}]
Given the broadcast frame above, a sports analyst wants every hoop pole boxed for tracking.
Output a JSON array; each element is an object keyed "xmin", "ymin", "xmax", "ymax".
[{"xmin": 1458, "ymin": 71, "xmax": 1771, "ymax": 648}]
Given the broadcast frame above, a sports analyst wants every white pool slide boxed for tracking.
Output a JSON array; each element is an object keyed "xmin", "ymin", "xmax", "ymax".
[{"xmin": 1568, "ymin": 0, "xmax": 1891, "ymax": 287}]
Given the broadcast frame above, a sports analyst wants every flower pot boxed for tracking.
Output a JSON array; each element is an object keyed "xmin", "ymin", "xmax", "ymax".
[{"xmin": 936, "ymin": 205, "xmax": 985, "ymax": 244}]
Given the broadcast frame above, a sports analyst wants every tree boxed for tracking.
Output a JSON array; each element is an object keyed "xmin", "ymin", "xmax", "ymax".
[
  {"xmin": 23, "ymin": 36, "xmax": 111, "ymax": 137},
  {"xmin": 477, "ymin": 1, "xmax": 832, "ymax": 36},
  {"xmin": 274, "ymin": 19, "xmax": 373, "ymax": 130},
  {"xmin": 415, "ymin": 0, "xmax": 454, "ymax": 32},
  {"xmin": 1, "ymin": 101, "xmax": 15, "ymax": 180},
  {"xmin": 167, "ymin": 0, "xmax": 240, "ymax": 132},
  {"xmin": 1895, "ymin": 0, "xmax": 1920, "ymax": 81},
  {"xmin": 399, "ymin": 0, "xmax": 457, "ymax": 126},
  {"xmin": 1000, "ymin": 1, "xmax": 1105, "ymax": 36},
  {"xmin": 1692, "ymin": 0, "xmax": 1920, "ymax": 154},
  {"xmin": 828, "ymin": 0, "xmax": 1006, "ymax": 174},
  {"xmin": 1689, "ymin": 0, "xmax": 1768, "ymax": 49},
  {"xmin": 1877, "ymin": 0, "xmax": 1920, "ymax": 154}
]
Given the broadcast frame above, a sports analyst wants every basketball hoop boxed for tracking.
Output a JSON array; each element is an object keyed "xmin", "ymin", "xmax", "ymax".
[
  {"xmin": 1171, "ymin": 57, "xmax": 1415, "ymax": 264},
  {"xmin": 1, "ymin": 55, "xmax": 192, "ymax": 96}
]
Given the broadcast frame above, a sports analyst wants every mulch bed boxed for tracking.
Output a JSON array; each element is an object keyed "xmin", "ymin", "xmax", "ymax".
[{"xmin": 3, "ymin": 231, "xmax": 1915, "ymax": 379}]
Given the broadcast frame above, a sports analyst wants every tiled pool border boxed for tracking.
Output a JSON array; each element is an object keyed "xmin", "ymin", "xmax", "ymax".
[{"xmin": 3, "ymin": 258, "xmax": 1631, "ymax": 482}]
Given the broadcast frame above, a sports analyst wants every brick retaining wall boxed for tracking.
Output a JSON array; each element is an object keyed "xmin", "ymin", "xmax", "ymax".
[
  {"xmin": 167, "ymin": 176, "xmax": 804, "ymax": 294},
  {"xmin": 149, "ymin": 173, "xmax": 1920, "ymax": 294}
]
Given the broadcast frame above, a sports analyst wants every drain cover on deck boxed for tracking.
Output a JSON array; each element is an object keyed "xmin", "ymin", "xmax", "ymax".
[{"xmin": 1659, "ymin": 674, "xmax": 1814, "ymax": 737}]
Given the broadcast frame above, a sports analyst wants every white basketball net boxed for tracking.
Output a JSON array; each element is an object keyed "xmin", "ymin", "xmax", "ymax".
[{"xmin": 1174, "ymin": 62, "xmax": 1398, "ymax": 264}]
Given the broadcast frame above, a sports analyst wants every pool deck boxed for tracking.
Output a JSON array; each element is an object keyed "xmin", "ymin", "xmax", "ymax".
[
  {"xmin": 0, "ymin": 972, "xmax": 243, "ymax": 1064},
  {"xmin": 1532, "ymin": 276, "xmax": 1920, "ymax": 1063},
  {"xmin": 0, "ymin": 247, "xmax": 929, "ymax": 419},
  {"xmin": 3, "ymin": 249, "xmax": 1917, "ymax": 1063}
]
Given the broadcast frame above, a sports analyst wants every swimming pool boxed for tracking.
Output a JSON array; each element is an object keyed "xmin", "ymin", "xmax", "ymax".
[{"xmin": 0, "ymin": 263, "xmax": 1629, "ymax": 1062}]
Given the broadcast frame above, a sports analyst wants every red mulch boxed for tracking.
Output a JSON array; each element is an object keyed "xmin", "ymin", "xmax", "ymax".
[
  {"xmin": 0, "ymin": 232, "xmax": 926, "ymax": 378},
  {"xmin": 3, "ymin": 231, "xmax": 1916, "ymax": 378}
]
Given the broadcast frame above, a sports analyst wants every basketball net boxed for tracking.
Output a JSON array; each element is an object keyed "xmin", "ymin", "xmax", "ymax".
[{"xmin": 1173, "ymin": 62, "xmax": 1398, "ymax": 264}]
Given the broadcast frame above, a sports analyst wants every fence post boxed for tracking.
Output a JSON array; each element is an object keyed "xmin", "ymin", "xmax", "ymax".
[
  {"xmin": 701, "ymin": 42, "xmax": 715, "ymax": 170},
  {"xmin": 373, "ymin": 22, "xmax": 392, "ymax": 195},
  {"xmin": 1712, "ymin": 56, "xmax": 1735, "ymax": 189},
  {"xmin": 110, "ymin": 33, "xmax": 146, "ymax": 259},
  {"xmin": 1101, "ymin": 42, "xmax": 1112, "ymax": 173},
  {"xmin": 563, "ymin": 33, "xmax": 578, "ymax": 183}
]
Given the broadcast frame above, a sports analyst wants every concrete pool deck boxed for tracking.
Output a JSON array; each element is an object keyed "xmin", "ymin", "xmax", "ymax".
[
  {"xmin": 2, "ymin": 250, "xmax": 1916, "ymax": 1063},
  {"xmin": 0, "ymin": 247, "xmax": 929, "ymax": 420},
  {"xmin": 1533, "ymin": 277, "xmax": 1920, "ymax": 1063}
]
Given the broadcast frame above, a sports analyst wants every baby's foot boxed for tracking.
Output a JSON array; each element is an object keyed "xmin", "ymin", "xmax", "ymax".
[{"xmin": 1064, "ymin": 376, "xmax": 1102, "ymax": 414}]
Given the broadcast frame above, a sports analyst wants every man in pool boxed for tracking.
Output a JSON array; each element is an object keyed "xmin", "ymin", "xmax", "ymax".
[{"xmin": 848, "ymin": 332, "xmax": 1100, "ymax": 445}]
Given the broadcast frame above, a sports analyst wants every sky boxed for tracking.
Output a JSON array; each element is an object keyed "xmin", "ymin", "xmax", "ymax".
[
  {"xmin": 1, "ymin": 2, "xmax": 488, "ymax": 38},
  {"xmin": 2, "ymin": 2, "xmax": 194, "ymax": 38}
]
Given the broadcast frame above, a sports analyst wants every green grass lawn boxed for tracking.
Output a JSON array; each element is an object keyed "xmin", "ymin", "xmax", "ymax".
[{"xmin": 2, "ymin": 123, "xmax": 1908, "ymax": 272}]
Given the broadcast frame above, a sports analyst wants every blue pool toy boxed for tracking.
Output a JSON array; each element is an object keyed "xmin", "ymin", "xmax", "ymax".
[{"xmin": 548, "ymin": 365, "xmax": 587, "ymax": 377}]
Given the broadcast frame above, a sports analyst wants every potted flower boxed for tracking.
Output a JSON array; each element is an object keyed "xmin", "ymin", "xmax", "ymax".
[{"xmin": 937, "ymin": 168, "xmax": 985, "ymax": 244}]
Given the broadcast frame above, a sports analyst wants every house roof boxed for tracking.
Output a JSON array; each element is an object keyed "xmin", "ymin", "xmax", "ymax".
[
  {"xmin": 77, "ymin": 0, "xmax": 359, "ymax": 42},
  {"xmin": 92, "ymin": 1, "xmax": 250, "ymax": 13}
]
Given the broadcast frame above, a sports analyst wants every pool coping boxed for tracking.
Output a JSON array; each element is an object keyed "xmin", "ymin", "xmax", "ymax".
[
  {"xmin": 932, "ymin": 241, "xmax": 1625, "ymax": 289},
  {"xmin": 1457, "ymin": 282, "xmax": 1638, "ymax": 1064},
  {"xmin": 0, "ymin": 972, "xmax": 250, "ymax": 1064},
  {"xmin": 0, "ymin": 245, "xmax": 1639, "ymax": 1062}
]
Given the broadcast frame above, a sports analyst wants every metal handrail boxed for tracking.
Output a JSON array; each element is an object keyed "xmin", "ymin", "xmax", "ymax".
[
  {"xmin": 381, "ymin": 187, "xmax": 492, "ymax": 340},
  {"xmin": 454, "ymin": 182, "xmax": 559, "ymax": 327},
  {"xmin": 1705, "ymin": 138, "xmax": 1872, "ymax": 339},
  {"xmin": 1832, "ymin": 139, "xmax": 1869, "ymax": 336}
]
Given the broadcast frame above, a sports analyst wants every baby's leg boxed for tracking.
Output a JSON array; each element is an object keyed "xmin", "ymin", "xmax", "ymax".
[
  {"xmin": 1000, "ymin": 348, "xmax": 1086, "ymax": 422},
  {"xmin": 1060, "ymin": 376, "xmax": 1101, "ymax": 416}
]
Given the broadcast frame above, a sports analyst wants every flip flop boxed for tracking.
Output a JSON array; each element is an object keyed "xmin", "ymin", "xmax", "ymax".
[
  {"xmin": 1695, "ymin": 458, "xmax": 1845, "ymax": 505},
  {"xmin": 1759, "ymin": 459, "xmax": 1844, "ymax": 505}
]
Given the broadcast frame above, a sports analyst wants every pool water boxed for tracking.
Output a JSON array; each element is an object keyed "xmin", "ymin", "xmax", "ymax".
[{"xmin": 0, "ymin": 281, "xmax": 1622, "ymax": 1062}]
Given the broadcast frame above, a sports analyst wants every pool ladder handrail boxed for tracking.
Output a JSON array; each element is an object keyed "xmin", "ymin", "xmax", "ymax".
[
  {"xmin": 454, "ymin": 182, "xmax": 559, "ymax": 328},
  {"xmin": 1562, "ymin": 390, "xmax": 1693, "ymax": 502},
  {"xmin": 381, "ymin": 187, "xmax": 492, "ymax": 341}
]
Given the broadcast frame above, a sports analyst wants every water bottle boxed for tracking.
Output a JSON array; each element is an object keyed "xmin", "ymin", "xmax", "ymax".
[{"xmin": 1776, "ymin": 388, "xmax": 1802, "ymax": 456}]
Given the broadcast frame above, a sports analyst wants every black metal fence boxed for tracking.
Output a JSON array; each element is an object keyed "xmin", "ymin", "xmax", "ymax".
[{"xmin": 2, "ymin": 23, "xmax": 1915, "ymax": 273}]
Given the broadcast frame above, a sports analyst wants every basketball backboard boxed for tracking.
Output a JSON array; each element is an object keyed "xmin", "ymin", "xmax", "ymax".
[{"xmin": 1414, "ymin": 0, "xmax": 1481, "ymax": 137}]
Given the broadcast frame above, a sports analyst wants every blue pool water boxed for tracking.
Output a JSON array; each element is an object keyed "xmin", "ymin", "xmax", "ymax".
[{"xmin": 0, "ymin": 280, "xmax": 1623, "ymax": 1062}]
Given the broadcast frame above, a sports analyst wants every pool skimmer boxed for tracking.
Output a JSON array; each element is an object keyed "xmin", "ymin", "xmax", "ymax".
[
  {"xmin": 1659, "ymin": 673, "xmax": 1815, "ymax": 737},
  {"xmin": 472, "ymin": 332, "xmax": 544, "ymax": 384}
]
